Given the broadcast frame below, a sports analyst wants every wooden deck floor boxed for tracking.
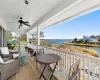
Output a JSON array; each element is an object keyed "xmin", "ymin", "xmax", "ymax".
[
  {"xmin": 8, "ymin": 57, "xmax": 38, "ymax": 80},
  {"xmin": 8, "ymin": 56, "xmax": 57, "ymax": 80}
]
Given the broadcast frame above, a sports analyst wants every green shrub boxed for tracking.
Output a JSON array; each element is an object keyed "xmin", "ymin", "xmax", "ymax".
[{"xmin": 8, "ymin": 45, "xmax": 14, "ymax": 50}]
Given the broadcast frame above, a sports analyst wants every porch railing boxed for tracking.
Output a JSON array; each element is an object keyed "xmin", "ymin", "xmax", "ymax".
[{"xmin": 27, "ymin": 43, "xmax": 100, "ymax": 80}]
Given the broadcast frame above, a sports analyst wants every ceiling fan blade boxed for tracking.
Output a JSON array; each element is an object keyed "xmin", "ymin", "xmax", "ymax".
[
  {"xmin": 8, "ymin": 21, "xmax": 18, "ymax": 23},
  {"xmin": 12, "ymin": 18, "xmax": 19, "ymax": 21},
  {"xmin": 11, "ymin": 15, "xmax": 20, "ymax": 18},
  {"xmin": 8, "ymin": 22, "xmax": 19, "ymax": 24}
]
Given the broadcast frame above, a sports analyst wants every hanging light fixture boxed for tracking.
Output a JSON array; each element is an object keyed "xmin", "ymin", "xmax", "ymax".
[{"xmin": 24, "ymin": 0, "xmax": 30, "ymax": 5}]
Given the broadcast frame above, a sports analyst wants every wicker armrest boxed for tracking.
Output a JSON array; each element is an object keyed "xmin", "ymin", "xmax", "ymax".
[
  {"xmin": 1, "ymin": 54, "xmax": 13, "ymax": 58},
  {"xmin": 9, "ymin": 52, "xmax": 19, "ymax": 54},
  {"xmin": 0, "ymin": 58, "xmax": 19, "ymax": 73}
]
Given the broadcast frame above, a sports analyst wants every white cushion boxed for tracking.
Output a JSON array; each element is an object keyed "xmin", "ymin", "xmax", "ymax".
[
  {"xmin": 0, "ymin": 56, "xmax": 4, "ymax": 63},
  {"xmin": 13, "ymin": 54, "xmax": 19, "ymax": 58},
  {"xmin": 0, "ymin": 47, "xmax": 9, "ymax": 55},
  {"xmin": 54, "ymin": 69, "xmax": 68, "ymax": 80}
]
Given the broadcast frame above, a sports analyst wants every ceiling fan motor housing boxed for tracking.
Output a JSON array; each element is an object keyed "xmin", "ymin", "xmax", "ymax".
[{"xmin": 24, "ymin": 0, "xmax": 29, "ymax": 5}]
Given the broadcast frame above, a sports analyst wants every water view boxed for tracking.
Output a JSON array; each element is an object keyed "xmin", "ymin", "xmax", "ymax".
[{"xmin": 47, "ymin": 39, "xmax": 100, "ymax": 56}]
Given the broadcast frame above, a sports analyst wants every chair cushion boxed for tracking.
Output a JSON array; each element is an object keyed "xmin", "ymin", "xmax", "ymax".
[
  {"xmin": 0, "ymin": 56, "xmax": 4, "ymax": 63},
  {"xmin": 1, "ymin": 54, "xmax": 12, "ymax": 58},
  {"xmin": 54, "ymin": 69, "xmax": 68, "ymax": 80},
  {"xmin": 13, "ymin": 54, "xmax": 19, "ymax": 59},
  {"xmin": 0, "ymin": 47, "xmax": 9, "ymax": 55}
]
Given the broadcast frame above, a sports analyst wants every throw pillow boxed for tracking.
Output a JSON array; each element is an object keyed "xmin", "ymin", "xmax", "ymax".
[
  {"xmin": 0, "ymin": 56, "xmax": 4, "ymax": 63},
  {"xmin": 0, "ymin": 47, "xmax": 9, "ymax": 55}
]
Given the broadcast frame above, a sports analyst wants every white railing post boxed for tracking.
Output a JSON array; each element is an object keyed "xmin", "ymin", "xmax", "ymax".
[
  {"xmin": 93, "ymin": 61, "xmax": 95, "ymax": 80},
  {"xmin": 99, "ymin": 60, "xmax": 100, "ymax": 80},
  {"xmin": 88, "ymin": 59, "xmax": 90, "ymax": 80},
  {"xmin": 83, "ymin": 58, "xmax": 85, "ymax": 80}
]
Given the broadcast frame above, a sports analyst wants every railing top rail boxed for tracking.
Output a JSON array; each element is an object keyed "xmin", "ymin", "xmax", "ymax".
[{"xmin": 38, "ymin": 45, "xmax": 100, "ymax": 61}]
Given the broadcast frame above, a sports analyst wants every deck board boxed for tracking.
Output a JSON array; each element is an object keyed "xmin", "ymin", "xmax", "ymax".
[{"xmin": 8, "ymin": 56, "xmax": 57, "ymax": 80}]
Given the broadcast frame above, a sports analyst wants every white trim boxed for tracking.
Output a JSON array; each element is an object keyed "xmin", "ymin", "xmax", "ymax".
[{"xmin": 2, "ymin": 28, "xmax": 3, "ymax": 47}]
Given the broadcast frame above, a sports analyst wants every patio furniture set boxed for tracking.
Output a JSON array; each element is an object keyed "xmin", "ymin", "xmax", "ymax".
[
  {"xmin": 0, "ymin": 47, "xmax": 28, "ymax": 80},
  {"xmin": 0, "ymin": 46, "xmax": 81, "ymax": 80}
]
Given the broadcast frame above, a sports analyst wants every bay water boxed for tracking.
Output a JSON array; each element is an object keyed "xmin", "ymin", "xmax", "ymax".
[{"xmin": 47, "ymin": 39, "xmax": 100, "ymax": 55}]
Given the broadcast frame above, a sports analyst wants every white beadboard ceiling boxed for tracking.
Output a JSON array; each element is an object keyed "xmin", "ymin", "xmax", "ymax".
[{"xmin": 0, "ymin": 0, "xmax": 100, "ymax": 33}]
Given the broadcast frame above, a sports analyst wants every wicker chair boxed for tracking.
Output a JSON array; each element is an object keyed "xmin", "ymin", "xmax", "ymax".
[
  {"xmin": 0, "ymin": 58, "xmax": 19, "ymax": 80},
  {"xmin": 0, "ymin": 47, "xmax": 20, "ymax": 80},
  {"xmin": 54, "ymin": 60, "xmax": 80, "ymax": 80},
  {"xmin": 33, "ymin": 48, "xmax": 44, "ymax": 59},
  {"xmin": 68, "ymin": 60, "xmax": 80, "ymax": 80}
]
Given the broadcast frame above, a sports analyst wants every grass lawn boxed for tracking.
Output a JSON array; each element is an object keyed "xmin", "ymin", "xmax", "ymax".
[{"xmin": 63, "ymin": 42, "xmax": 100, "ymax": 48}]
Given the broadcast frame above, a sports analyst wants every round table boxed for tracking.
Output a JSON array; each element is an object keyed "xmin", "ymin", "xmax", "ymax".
[{"xmin": 37, "ymin": 54, "xmax": 61, "ymax": 80}]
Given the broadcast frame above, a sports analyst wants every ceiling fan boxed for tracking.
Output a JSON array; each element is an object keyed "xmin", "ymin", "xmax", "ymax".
[
  {"xmin": 18, "ymin": 17, "xmax": 30, "ymax": 29},
  {"xmin": 9, "ymin": 16, "xmax": 30, "ymax": 29}
]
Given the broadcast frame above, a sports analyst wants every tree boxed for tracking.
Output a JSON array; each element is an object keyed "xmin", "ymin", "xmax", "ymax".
[
  {"xmin": 7, "ymin": 32, "xmax": 13, "ymax": 41},
  {"xmin": 31, "ymin": 31, "xmax": 45, "ymax": 38},
  {"xmin": 78, "ymin": 39, "xmax": 84, "ymax": 43},
  {"xmin": 98, "ymin": 37, "xmax": 100, "ymax": 45},
  {"xmin": 84, "ymin": 40, "xmax": 89, "ymax": 44},
  {"xmin": 90, "ymin": 35, "xmax": 96, "ymax": 39},
  {"xmin": 40, "ymin": 31, "xmax": 45, "ymax": 38},
  {"xmin": 18, "ymin": 33, "xmax": 27, "ymax": 42},
  {"xmin": 73, "ymin": 38, "xmax": 78, "ymax": 43}
]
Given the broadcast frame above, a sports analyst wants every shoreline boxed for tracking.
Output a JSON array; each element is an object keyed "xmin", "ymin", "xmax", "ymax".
[
  {"xmin": 40, "ymin": 40, "xmax": 99, "ymax": 57},
  {"xmin": 63, "ymin": 42, "xmax": 100, "ymax": 48}
]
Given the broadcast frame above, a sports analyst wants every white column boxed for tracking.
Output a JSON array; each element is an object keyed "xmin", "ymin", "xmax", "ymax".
[
  {"xmin": 37, "ymin": 26, "xmax": 40, "ymax": 46},
  {"xmin": 27, "ymin": 33, "xmax": 29, "ymax": 46},
  {"xmin": 19, "ymin": 42, "xmax": 24, "ymax": 53}
]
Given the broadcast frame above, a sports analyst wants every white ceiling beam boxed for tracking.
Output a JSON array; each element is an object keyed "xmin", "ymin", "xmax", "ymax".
[{"xmin": 0, "ymin": 15, "xmax": 8, "ymax": 30}]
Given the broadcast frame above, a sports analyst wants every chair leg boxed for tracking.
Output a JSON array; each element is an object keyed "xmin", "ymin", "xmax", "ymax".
[{"xmin": 79, "ymin": 71, "xmax": 80, "ymax": 80}]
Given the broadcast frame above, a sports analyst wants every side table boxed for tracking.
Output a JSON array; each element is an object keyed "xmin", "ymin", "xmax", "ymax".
[{"xmin": 19, "ymin": 54, "xmax": 28, "ymax": 66}]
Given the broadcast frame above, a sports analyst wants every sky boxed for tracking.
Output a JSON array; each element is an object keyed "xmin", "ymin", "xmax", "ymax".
[{"xmin": 42, "ymin": 10, "xmax": 100, "ymax": 39}]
